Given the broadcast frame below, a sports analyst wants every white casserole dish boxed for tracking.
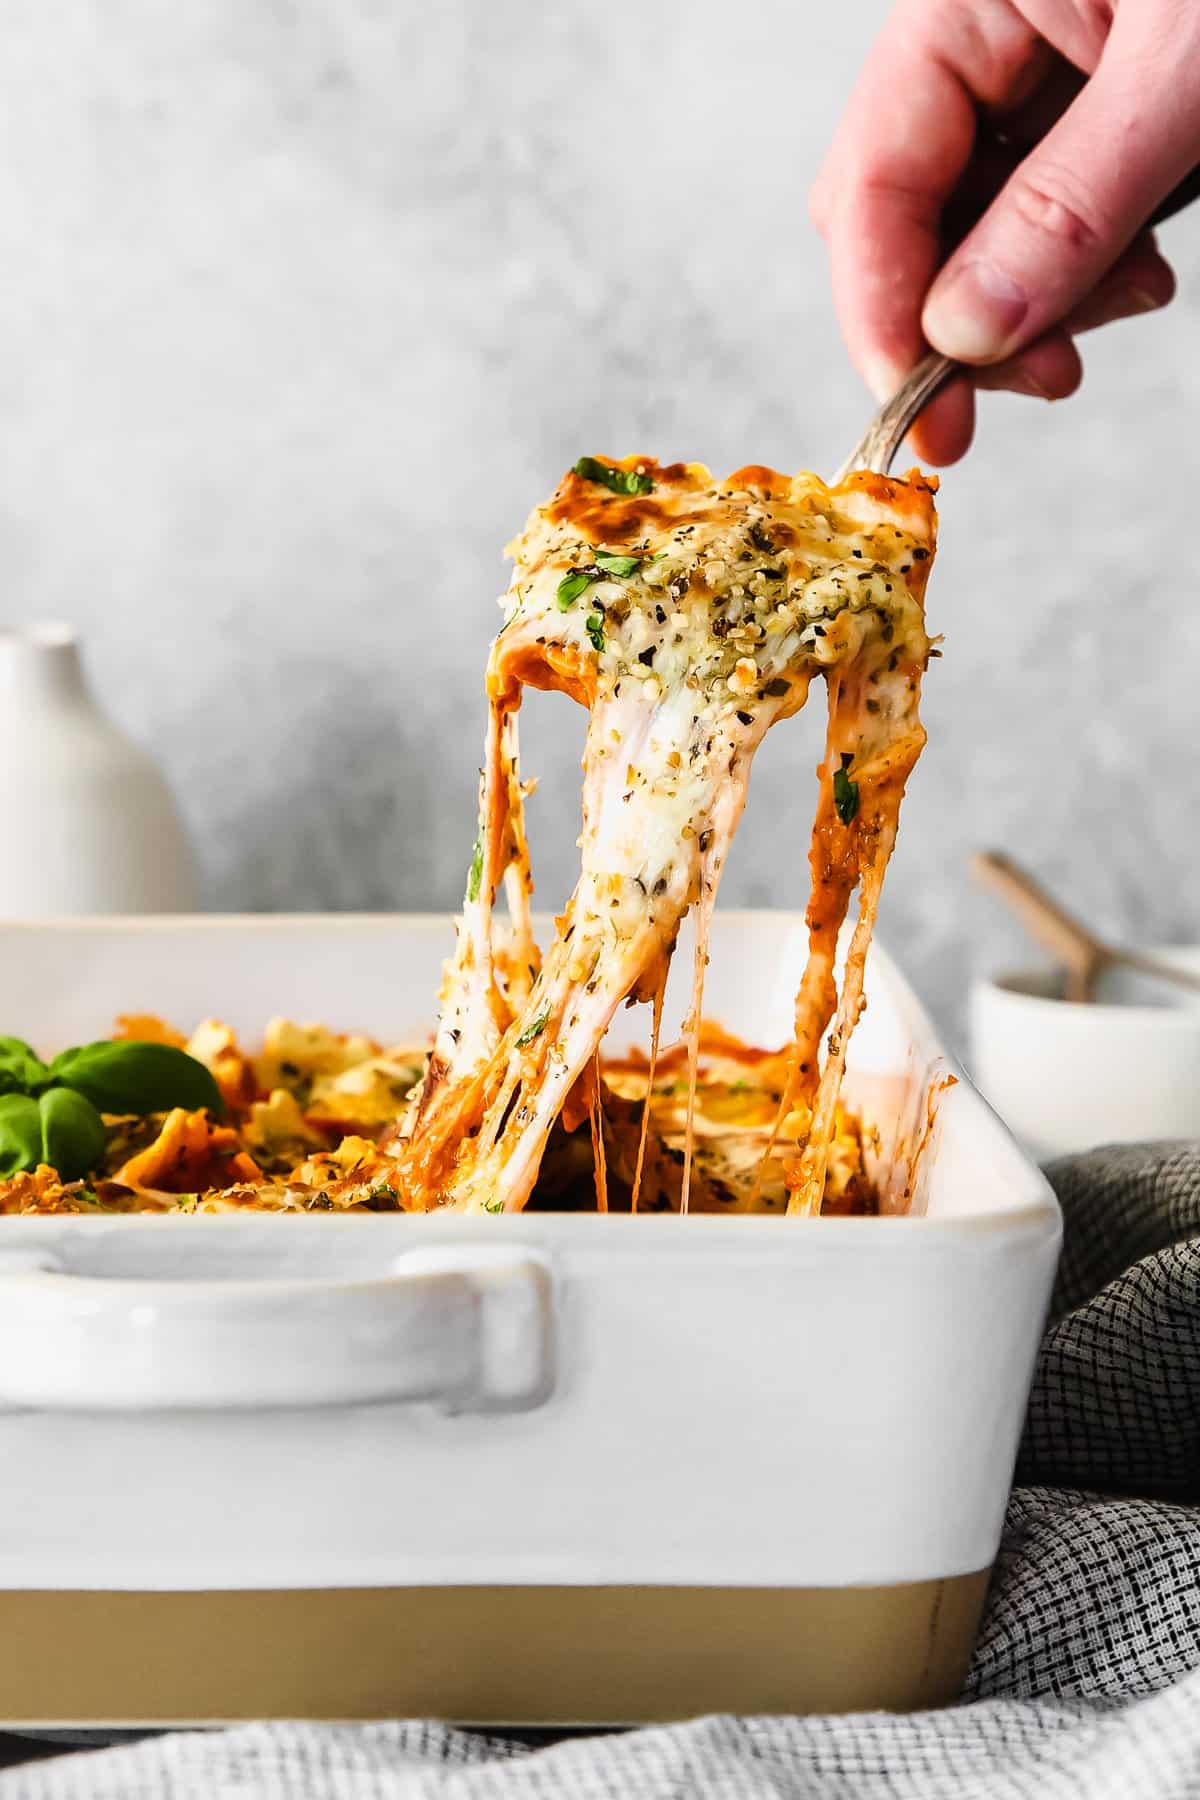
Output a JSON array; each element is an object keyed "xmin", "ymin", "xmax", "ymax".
[{"xmin": 0, "ymin": 912, "xmax": 1060, "ymax": 1725}]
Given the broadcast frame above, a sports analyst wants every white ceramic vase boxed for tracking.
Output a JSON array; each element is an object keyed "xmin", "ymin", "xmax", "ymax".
[{"xmin": 0, "ymin": 625, "xmax": 199, "ymax": 915}]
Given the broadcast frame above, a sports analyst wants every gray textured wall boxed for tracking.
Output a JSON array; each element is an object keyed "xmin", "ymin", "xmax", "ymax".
[{"xmin": 3, "ymin": 2, "xmax": 1198, "ymax": 1041}]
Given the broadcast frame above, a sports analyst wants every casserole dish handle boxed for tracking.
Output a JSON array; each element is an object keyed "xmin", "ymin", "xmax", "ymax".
[{"xmin": 0, "ymin": 1243, "xmax": 555, "ymax": 1413}]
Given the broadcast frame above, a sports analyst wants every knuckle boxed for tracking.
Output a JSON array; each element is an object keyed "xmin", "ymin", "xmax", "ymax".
[
  {"xmin": 1007, "ymin": 163, "xmax": 1110, "ymax": 255},
  {"xmin": 1079, "ymin": 0, "xmax": 1114, "ymax": 34},
  {"xmin": 938, "ymin": 0, "xmax": 1037, "ymax": 106},
  {"xmin": 857, "ymin": 167, "xmax": 942, "ymax": 229}
]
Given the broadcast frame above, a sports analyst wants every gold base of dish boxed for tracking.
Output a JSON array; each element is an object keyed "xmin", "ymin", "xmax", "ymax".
[{"xmin": 0, "ymin": 1574, "xmax": 989, "ymax": 1725}]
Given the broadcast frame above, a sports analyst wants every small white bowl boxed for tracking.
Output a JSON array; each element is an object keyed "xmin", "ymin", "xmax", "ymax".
[{"xmin": 969, "ymin": 947, "xmax": 1200, "ymax": 1161}]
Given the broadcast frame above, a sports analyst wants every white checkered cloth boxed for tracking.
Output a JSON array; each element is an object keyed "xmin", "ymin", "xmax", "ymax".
[{"xmin": 4, "ymin": 1142, "xmax": 1199, "ymax": 1799}]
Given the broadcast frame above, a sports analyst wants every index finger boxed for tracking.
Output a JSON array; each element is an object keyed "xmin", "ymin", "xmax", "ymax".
[{"xmin": 816, "ymin": 0, "xmax": 1042, "ymax": 459}]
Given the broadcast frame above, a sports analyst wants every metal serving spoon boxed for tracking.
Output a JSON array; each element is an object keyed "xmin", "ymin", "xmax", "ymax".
[
  {"xmin": 836, "ymin": 161, "xmax": 1200, "ymax": 480},
  {"xmin": 835, "ymin": 351, "xmax": 957, "ymax": 480}
]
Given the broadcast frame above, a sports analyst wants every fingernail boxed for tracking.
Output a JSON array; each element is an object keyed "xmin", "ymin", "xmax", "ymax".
[
  {"xmin": 1011, "ymin": 371, "xmax": 1052, "ymax": 399},
  {"xmin": 864, "ymin": 356, "xmax": 905, "ymax": 405},
  {"xmin": 1126, "ymin": 286, "xmax": 1164, "ymax": 314},
  {"xmin": 923, "ymin": 259, "xmax": 1029, "ymax": 361}
]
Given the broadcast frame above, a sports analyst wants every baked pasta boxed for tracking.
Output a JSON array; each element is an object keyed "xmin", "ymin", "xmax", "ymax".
[
  {"xmin": 0, "ymin": 1014, "xmax": 878, "ymax": 1215},
  {"xmin": 1, "ymin": 454, "xmax": 937, "ymax": 1219}
]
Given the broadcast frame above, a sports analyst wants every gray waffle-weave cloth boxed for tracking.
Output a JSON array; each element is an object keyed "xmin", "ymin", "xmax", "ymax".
[{"xmin": 3, "ymin": 1140, "xmax": 1198, "ymax": 1799}]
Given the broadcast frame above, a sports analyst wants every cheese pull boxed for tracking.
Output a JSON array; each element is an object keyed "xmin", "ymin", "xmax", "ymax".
[{"xmin": 397, "ymin": 457, "xmax": 937, "ymax": 1215}]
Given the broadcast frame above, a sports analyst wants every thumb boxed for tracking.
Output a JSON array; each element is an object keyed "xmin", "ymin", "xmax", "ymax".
[{"xmin": 922, "ymin": 46, "xmax": 1200, "ymax": 363}]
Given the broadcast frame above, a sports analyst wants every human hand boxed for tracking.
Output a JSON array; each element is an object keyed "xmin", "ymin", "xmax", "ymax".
[{"xmin": 811, "ymin": 0, "xmax": 1199, "ymax": 463}]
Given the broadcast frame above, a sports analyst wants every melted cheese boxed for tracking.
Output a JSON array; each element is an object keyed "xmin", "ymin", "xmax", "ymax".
[{"xmin": 395, "ymin": 455, "xmax": 937, "ymax": 1214}]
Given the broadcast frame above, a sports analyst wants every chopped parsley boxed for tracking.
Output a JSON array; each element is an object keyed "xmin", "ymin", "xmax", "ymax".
[
  {"xmin": 363, "ymin": 1181, "xmax": 402, "ymax": 1212},
  {"xmin": 466, "ymin": 833, "xmax": 483, "ymax": 902},
  {"xmin": 515, "ymin": 1012, "xmax": 549, "ymax": 1048},
  {"xmin": 833, "ymin": 754, "xmax": 860, "ymax": 825},
  {"xmin": 483, "ymin": 1197, "xmax": 505, "ymax": 1213},
  {"xmin": 573, "ymin": 456, "xmax": 653, "ymax": 496},
  {"xmin": 585, "ymin": 613, "xmax": 605, "ymax": 653}
]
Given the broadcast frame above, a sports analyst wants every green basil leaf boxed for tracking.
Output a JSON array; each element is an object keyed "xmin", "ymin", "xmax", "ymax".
[
  {"xmin": 573, "ymin": 457, "xmax": 654, "ymax": 497},
  {"xmin": 0, "ymin": 1036, "xmax": 50, "ymax": 1094},
  {"xmin": 592, "ymin": 550, "xmax": 642, "ymax": 578},
  {"xmin": 833, "ymin": 758, "xmax": 860, "ymax": 826},
  {"xmin": 556, "ymin": 570, "xmax": 594, "ymax": 610},
  {"xmin": 0, "ymin": 1094, "xmax": 43, "ymax": 1175},
  {"xmin": 48, "ymin": 1041, "xmax": 224, "ymax": 1118},
  {"xmin": 585, "ymin": 612, "xmax": 605, "ymax": 654},
  {"xmin": 515, "ymin": 1012, "xmax": 548, "ymax": 1048},
  {"xmin": 466, "ymin": 832, "xmax": 484, "ymax": 903},
  {"xmin": 38, "ymin": 1087, "xmax": 106, "ymax": 1181}
]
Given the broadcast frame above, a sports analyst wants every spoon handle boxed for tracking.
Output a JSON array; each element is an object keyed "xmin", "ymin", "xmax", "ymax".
[
  {"xmin": 835, "ymin": 352, "xmax": 959, "ymax": 481},
  {"xmin": 1112, "ymin": 947, "xmax": 1200, "ymax": 999},
  {"xmin": 972, "ymin": 850, "xmax": 1200, "ymax": 1003},
  {"xmin": 971, "ymin": 850, "xmax": 1107, "ymax": 1002}
]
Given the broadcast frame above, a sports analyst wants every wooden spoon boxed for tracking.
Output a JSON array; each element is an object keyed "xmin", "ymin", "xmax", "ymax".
[{"xmin": 971, "ymin": 850, "xmax": 1200, "ymax": 1004}]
